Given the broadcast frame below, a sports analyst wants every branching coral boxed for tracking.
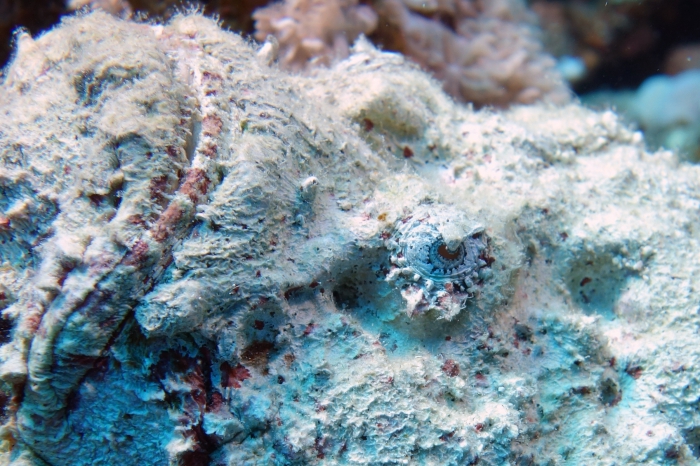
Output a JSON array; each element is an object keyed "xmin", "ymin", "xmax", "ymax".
[
  {"xmin": 254, "ymin": 0, "xmax": 570, "ymax": 107},
  {"xmin": 253, "ymin": 0, "xmax": 378, "ymax": 70},
  {"xmin": 371, "ymin": 0, "xmax": 571, "ymax": 107},
  {"xmin": 67, "ymin": 0, "xmax": 133, "ymax": 17}
]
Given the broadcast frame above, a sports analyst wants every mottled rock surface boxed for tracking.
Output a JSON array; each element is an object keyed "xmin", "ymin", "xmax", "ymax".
[{"xmin": 0, "ymin": 11, "xmax": 699, "ymax": 465}]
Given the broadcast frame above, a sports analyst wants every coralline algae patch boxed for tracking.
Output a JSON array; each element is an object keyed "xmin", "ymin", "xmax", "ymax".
[{"xmin": 1, "ymin": 11, "xmax": 700, "ymax": 466}]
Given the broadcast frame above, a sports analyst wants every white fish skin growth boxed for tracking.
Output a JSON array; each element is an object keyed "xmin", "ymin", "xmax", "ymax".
[{"xmin": 0, "ymin": 11, "xmax": 698, "ymax": 466}]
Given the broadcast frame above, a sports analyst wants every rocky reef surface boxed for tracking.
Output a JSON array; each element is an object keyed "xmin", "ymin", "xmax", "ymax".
[{"xmin": 1, "ymin": 11, "xmax": 700, "ymax": 465}]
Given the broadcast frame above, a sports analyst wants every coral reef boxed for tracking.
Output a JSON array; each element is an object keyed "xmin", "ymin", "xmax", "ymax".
[
  {"xmin": 369, "ymin": 0, "xmax": 571, "ymax": 107},
  {"xmin": 67, "ymin": 0, "xmax": 132, "ymax": 17},
  {"xmin": 663, "ymin": 43, "xmax": 700, "ymax": 75},
  {"xmin": 2, "ymin": 10, "xmax": 700, "ymax": 466},
  {"xmin": 254, "ymin": 0, "xmax": 570, "ymax": 107},
  {"xmin": 531, "ymin": 0, "xmax": 700, "ymax": 94},
  {"xmin": 531, "ymin": 0, "xmax": 632, "ymax": 81},
  {"xmin": 253, "ymin": 0, "xmax": 378, "ymax": 70},
  {"xmin": 584, "ymin": 69, "xmax": 700, "ymax": 161}
]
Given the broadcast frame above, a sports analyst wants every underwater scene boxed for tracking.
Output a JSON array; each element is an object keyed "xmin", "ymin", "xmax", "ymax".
[{"xmin": 2, "ymin": 0, "xmax": 700, "ymax": 464}]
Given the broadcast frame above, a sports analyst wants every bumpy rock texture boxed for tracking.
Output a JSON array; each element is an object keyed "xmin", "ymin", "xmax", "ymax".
[{"xmin": 0, "ymin": 11, "xmax": 699, "ymax": 466}]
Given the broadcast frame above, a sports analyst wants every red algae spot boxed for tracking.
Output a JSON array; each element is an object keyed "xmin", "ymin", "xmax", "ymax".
[
  {"xmin": 206, "ymin": 391, "xmax": 225, "ymax": 413},
  {"xmin": 201, "ymin": 143, "xmax": 217, "ymax": 158},
  {"xmin": 220, "ymin": 362, "xmax": 251, "ymax": 389},
  {"xmin": 625, "ymin": 364, "xmax": 643, "ymax": 379},
  {"xmin": 180, "ymin": 168, "xmax": 210, "ymax": 203},
  {"xmin": 441, "ymin": 359, "xmax": 460, "ymax": 377},
  {"xmin": 23, "ymin": 308, "xmax": 42, "ymax": 335},
  {"xmin": 127, "ymin": 214, "xmax": 146, "ymax": 226},
  {"xmin": 201, "ymin": 71, "xmax": 223, "ymax": 83},
  {"xmin": 165, "ymin": 145, "xmax": 179, "ymax": 158},
  {"xmin": 123, "ymin": 240, "xmax": 149, "ymax": 266},
  {"xmin": 202, "ymin": 115, "xmax": 223, "ymax": 136},
  {"xmin": 152, "ymin": 203, "xmax": 183, "ymax": 242},
  {"xmin": 403, "ymin": 146, "xmax": 414, "ymax": 158},
  {"xmin": 149, "ymin": 175, "xmax": 170, "ymax": 204}
]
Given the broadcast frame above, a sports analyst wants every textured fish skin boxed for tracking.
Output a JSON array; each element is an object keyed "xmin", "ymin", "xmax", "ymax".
[{"xmin": 0, "ymin": 11, "xmax": 698, "ymax": 466}]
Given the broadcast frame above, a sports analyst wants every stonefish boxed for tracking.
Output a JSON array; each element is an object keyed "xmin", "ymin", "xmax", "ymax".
[{"xmin": 1, "ymin": 11, "xmax": 700, "ymax": 466}]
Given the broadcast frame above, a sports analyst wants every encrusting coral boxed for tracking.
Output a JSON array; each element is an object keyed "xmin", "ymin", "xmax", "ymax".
[{"xmin": 2, "ymin": 10, "xmax": 700, "ymax": 466}]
